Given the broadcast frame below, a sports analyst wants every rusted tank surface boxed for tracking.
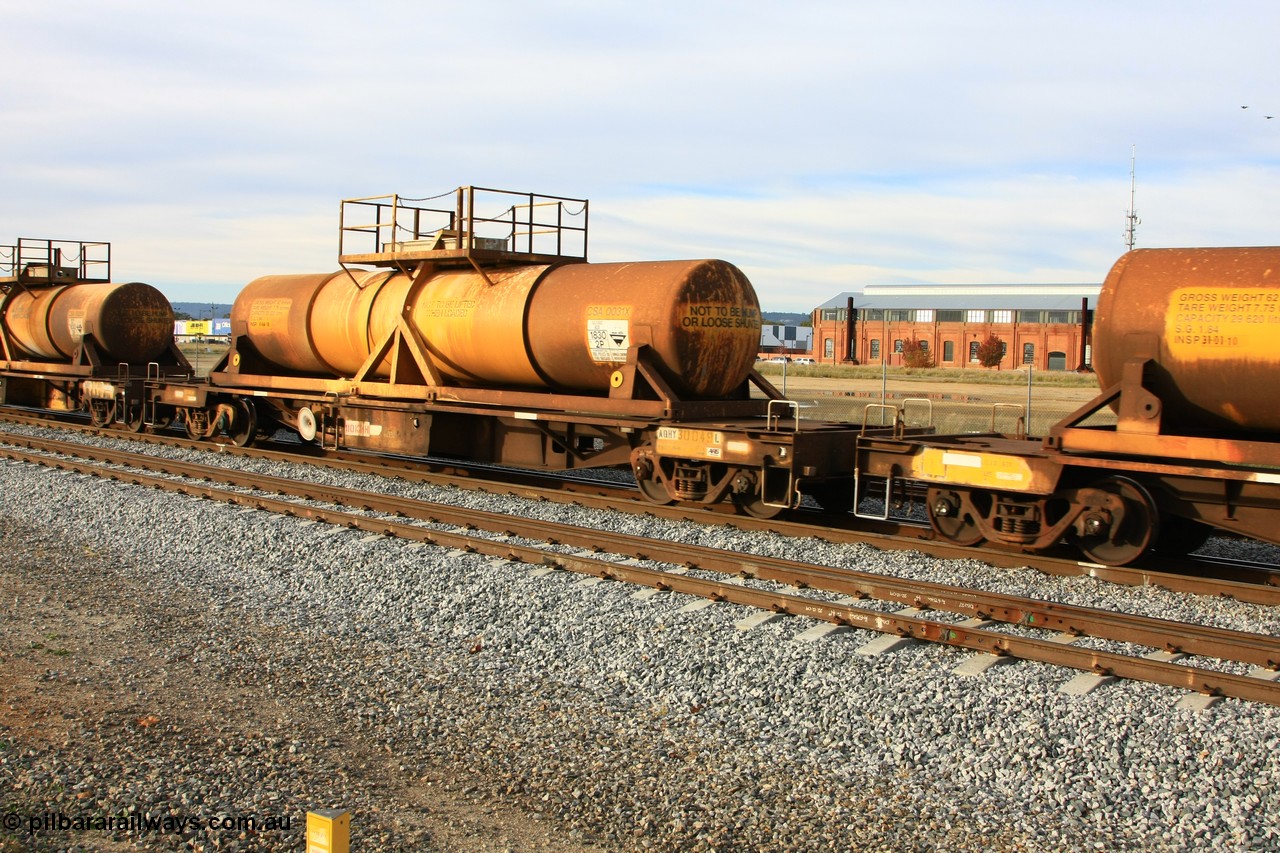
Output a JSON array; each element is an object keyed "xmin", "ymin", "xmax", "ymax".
[
  {"xmin": 524, "ymin": 260, "xmax": 760, "ymax": 397},
  {"xmin": 1095, "ymin": 247, "xmax": 1280, "ymax": 432},
  {"xmin": 409, "ymin": 264, "xmax": 559, "ymax": 387},
  {"xmin": 231, "ymin": 270, "xmax": 408, "ymax": 376},
  {"xmin": 230, "ymin": 259, "xmax": 761, "ymax": 398},
  {"xmin": 4, "ymin": 281, "xmax": 174, "ymax": 364}
]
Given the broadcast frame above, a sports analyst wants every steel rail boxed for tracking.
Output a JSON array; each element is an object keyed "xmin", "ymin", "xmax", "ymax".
[
  {"xmin": 12, "ymin": 434, "xmax": 1279, "ymax": 664},
  {"xmin": 3, "ymin": 412, "xmax": 1279, "ymax": 600},
  {"xmin": 6, "ymin": 430, "xmax": 1280, "ymax": 609},
  {"xmin": 4, "ymin": 439, "xmax": 1280, "ymax": 705}
]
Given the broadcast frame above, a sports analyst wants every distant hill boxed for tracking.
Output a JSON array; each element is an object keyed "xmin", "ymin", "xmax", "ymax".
[
  {"xmin": 172, "ymin": 302, "xmax": 233, "ymax": 320},
  {"xmin": 761, "ymin": 311, "xmax": 809, "ymax": 325}
]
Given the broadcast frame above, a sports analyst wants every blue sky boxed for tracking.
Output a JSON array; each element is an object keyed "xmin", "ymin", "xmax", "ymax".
[{"xmin": 3, "ymin": 2, "xmax": 1278, "ymax": 312}]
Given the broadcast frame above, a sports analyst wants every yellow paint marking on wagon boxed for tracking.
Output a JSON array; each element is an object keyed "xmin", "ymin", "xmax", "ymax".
[
  {"xmin": 1166, "ymin": 286, "xmax": 1280, "ymax": 360},
  {"xmin": 656, "ymin": 426, "xmax": 726, "ymax": 460},
  {"xmin": 911, "ymin": 447, "xmax": 1045, "ymax": 491},
  {"xmin": 940, "ymin": 451, "xmax": 983, "ymax": 468}
]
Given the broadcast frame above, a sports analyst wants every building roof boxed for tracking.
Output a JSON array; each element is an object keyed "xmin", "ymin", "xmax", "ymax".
[
  {"xmin": 816, "ymin": 282, "xmax": 1100, "ymax": 312},
  {"xmin": 760, "ymin": 324, "xmax": 814, "ymax": 347}
]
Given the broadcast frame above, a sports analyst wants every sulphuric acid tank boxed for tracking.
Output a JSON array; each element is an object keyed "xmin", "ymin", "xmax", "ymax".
[
  {"xmin": 230, "ymin": 259, "xmax": 762, "ymax": 399},
  {"xmin": 4, "ymin": 281, "xmax": 174, "ymax": 364},
  {"xmin": 1094, "ymin": 247, "xmax": 1280, "ymax": 433}
]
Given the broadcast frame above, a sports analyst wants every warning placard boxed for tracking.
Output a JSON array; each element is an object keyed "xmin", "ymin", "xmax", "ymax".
[
  {"xmin": 587, "ymin": 319, "xmax": 630, "ymax": 362},
  {"xmin": 585, "ymin": 305, "xmax": 632, "ymax": 363},
  {"xmin": 66, "ymin": 310, "xmax": 85, "ymax": 339}
]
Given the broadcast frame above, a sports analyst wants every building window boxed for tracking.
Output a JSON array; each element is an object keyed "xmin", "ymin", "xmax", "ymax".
[
  {"xmin": 870, "ymin": 339, "xmax": 881, "ymax": 359},
  {"xmin": 914, "ymin": 309, "xmax": 934, "ymax": 323},
  {"xmin": 1018, "ymin": 310, "xmax": 1042, "ymax": 323},
  {"xmin": 821, "ymin": 309, "xmax": 838, "ymax": 321},
  {"xmin": 865, "ymin": 309, "xmax": 884, "ymax": 321},
  {"xmin": 918, "ymin": 340, "xmax": 930, "ymax": 352},
  {"xmin": 1023, "ymin": 342, "xmax": 1035, "ymax": 364},
  {"xmin": 966, "ymin": 310, "xmax": 985, "ymax": 323},
  {"xmin": 992, "ymin": 310, "xmax": 1013, "ymax": 324},
  {"xmin": 969, "ymin": 340, "xmax": 980, "ymax": 362},
  {"xmin": 888, "ymin": 309, "xmax": 911, "ymax": 322},
  {"xmin": 1045, "ymin": 311, "xmax": 1070, "ymax": 324},
  {"xmin": 894, "ymin": 339, "xmax": 904, "ymax": 353},
  {"xmin": 943, "ymin": 340, "xmax": 955, "ymax": 362},
  {"xmin": 1001, "ymin": 342, "xmax": 1008, "ymax": 357},
  {"xmin": 824, "ymin": 338, "xmax": 834, "ymax": 358},
  {"xmin": 937, "ymin": 310, "xmax": 963, "ymax": 322}
]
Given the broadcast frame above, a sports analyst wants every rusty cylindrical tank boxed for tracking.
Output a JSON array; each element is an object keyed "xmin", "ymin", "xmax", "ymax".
[
  {"xmin": 1095, "ymin": 247, "xmax": 1280, "ymax": 432},
  {"xmin": 4, "ymin": 282, "xmax": 174, "ymax": 364},
  {"xmin": 230, "ymin": 259, "xmax": 761, "ymax": 398}
]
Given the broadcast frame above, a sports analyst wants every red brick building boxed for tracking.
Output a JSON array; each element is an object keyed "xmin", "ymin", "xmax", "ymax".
[{"xmin": 810, "ymin": 283, "xmax": 1099, "ymax": 371}]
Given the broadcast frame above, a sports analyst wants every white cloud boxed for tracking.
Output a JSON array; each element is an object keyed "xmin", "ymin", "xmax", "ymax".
[{"xmin": 1, "ymin": 2, "xmax": 1277, "ymax": 309}]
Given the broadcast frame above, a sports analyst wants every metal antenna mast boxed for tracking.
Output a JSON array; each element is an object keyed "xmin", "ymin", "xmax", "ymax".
[{"xmin": 1123, "ymin": 145, "xmax": 1140, "ymax": 251}]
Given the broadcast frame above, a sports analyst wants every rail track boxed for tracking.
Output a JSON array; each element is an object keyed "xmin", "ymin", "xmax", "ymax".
[
  {"xmin": 4, "ymin": 429, "xmax": 1280, "ymax": 706},
  {"xmin": 3, "ymin": 407, "xmax": 1280, "ymax": 599}
]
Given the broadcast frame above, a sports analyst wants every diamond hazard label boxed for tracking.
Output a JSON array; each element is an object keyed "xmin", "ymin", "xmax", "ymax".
[
  {"xmin": 587, "ymin": 319, "xmax": 630, "ymax": 362},
  {"xmin": 585, "ymin": 305, "xmax": 633, "ymax": 363}
]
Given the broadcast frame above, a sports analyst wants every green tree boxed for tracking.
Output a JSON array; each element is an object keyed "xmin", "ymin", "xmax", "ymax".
[
  {"xmin": 901, "ymin": 339, "xmax": 934, "ymax": 369},
  {"xmin": 976, "ymin": 334, "xmax": 1005, "ymax": 369}
]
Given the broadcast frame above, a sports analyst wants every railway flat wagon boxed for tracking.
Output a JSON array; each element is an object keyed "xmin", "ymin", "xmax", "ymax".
[
  {"xmin": 170, "ymin": 187, "xmax": 879, "ymax": 517},
  {"xmin": 0, "ymin": 238, "xmax": 190, "ymax": 428},
  {"xmin": 852, "ymin": 247, "xmax": 1280, "ymax": 565}
]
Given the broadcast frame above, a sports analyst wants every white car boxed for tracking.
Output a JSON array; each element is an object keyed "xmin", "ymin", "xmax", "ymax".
[{"xmin": 793, "ymin": 357, "xmax": 814, "ymax": 365}]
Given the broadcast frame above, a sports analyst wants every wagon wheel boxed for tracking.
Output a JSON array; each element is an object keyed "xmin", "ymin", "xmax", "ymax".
[
  {"xmin": 636, "ymin": 476, "xmax": 675, "ymax": 506},
  {"xmin": 226, "ymin": 398, "xmax": 258, "ymax": 448},
  {"xmin": 1075, "ymin": 476, "xmax": 1158, "ymax": 566},
  {"xmin": 926, "ymin": 488, "xmax": 985, "ymax": 546},
  {"xmin": 731, "ymin": 492, "xmax": 787, "ymax": 520}
]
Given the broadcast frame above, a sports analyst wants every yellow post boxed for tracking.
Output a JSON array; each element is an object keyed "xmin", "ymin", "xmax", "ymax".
[{"xmin": 306, "ymin": 809, "xmax": 351, "ymax": 853}]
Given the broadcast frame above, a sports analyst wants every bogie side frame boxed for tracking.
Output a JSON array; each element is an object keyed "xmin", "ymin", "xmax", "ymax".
[{"xmin": 853, "ymin": 355, "xmax": 1280, "ymax": 565}]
